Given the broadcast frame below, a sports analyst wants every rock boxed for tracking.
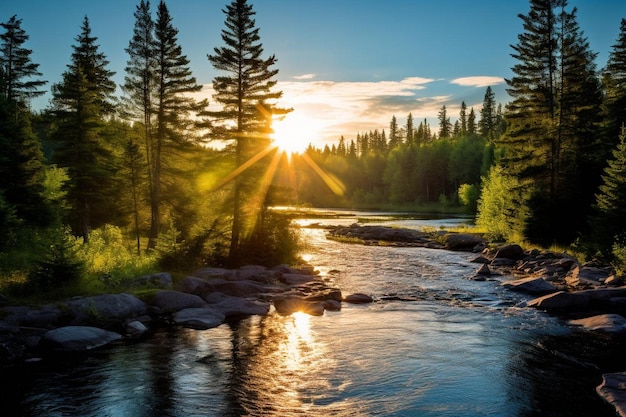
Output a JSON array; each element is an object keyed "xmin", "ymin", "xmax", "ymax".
[
  {"xmin": 526, "ymin": 291, "xmax": 590, "ymax": 312},
  {"xmin": 605, "ymin": 275, "xmax": 624, "ymax": 286},
  {"xmin": 40, "ymin": 326, "xmax": 122, "ymax": 352},
  {"xmin": 490, "ymin": 258, "xmax": 516, "ymax": 267},
  {"xmin": 65, "ymin": 293, "xmax": 147, "ymax": 326},
  {"xmin": 273, "ymin": 297, "xmax": 325, "ymax": 316},
  {"xmin": 502, "ymin": 276, "xmax": 557, "ymax": 295},
  {"xmin": 569, "ymin": 314, "xmax": 626, "ymax": 333},
  {"xmin": 597, "ymin": 372, "xmax": 626, "ymax": 417},
  {"xmin": 129, "ymin": 272, "xmax": 173, "ymax": 288},
  {"xmin": 125, "ymin": 320, "xmax": 149, "ymax": 338},
  {"xmin": 280, "ymin": 273, "xmax": 317, "ymax": 285},
  {"xmin": 150, "ymin": 290, "xmax": 208, "ymax": 313},
  {"xmin": 470, "ymin": 255, "xmax": 491, "ymax": 264},
  {"xmin": 324, "ymin": 299, "xmax": 342, "ymax": 311},
  {"xmin": 443, "ymin": 233, "xmax": 486, "ymax": 251},
  {"xmin": 205, "ymin": 292, "xmax": 270, "ymax": 317},
  {"xmin": 566, "ymin": 266, "xmax": 613, "ymax": 288},
  {"xmin": 178, "ymin": 275, "xmax": 215, "ymax": 297},
  {"xmin": 209, "ymin": 279, "xmax": 283, "ymax": 297},
  {"xmin": 172, "ymin": 308, "xmax": 225, "ymax": 330},
  {"xmin": 476, "ymin": 264, "xmax": 491, "ymax": 276},
  {"xmin": 343, "ymin": 293, "xmax": 374, "ymax": 304},
  {"xmin": 1, "ymin": 305, "xmax": 62, "ymax": 329},
  {"xmin": 494, "ymin": 244, "xmax": 524, "ymax": 260}
]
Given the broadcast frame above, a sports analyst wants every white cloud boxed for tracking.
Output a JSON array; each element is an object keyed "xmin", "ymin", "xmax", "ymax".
[
  {"xmin": 292, "ymin": 73, "xmax": 316, "ymax": 80},
  {"xmin": 450, "ymin": 76, "xmax": 505, "ymax": 87},
  {"xmin": 194, "ymin": 75, "xmax": 496, "ymax": 147}
]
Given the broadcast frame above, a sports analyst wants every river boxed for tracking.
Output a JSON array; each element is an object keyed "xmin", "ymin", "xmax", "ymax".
[{"xmin": 2, "ymin": 211, "xmax": 624, "ymax": 416}]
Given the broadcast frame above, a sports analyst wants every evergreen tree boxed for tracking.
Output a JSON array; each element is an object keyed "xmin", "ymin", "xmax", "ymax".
[
  {"xmin": 438, "ymin": 105, "xmax": 451, "ymax": 139},
  {"xmin": 51, "ymin": 16, "xmax": 116, "ymax": 242},
  {"xmin": 405, "ymin": 113, "xmax": 414, "ymax": 144},
  {"xmin": 479, "ymin": 86, "xmax": 497, "ymax": 140},
  {"xmin": 593, "ymin": 124, "xmax": 626, "ymax": 250},
  {"xmin": 602, "ymin": 18, "xmax": 626, "ymax": 163},
  {"xmin": 0, "ymin": 15, "xmax": 49, "ymax": 228},
  {"xmin": 388, "ymin": 115, "xmax": 400, "ymax": 148},
  {"xmin": 0, "ymin": 15, "xmax": 46, "ymax": 105},
  {"xmin": 459, "ymin": 101, "xmax": 468, "ymax": 136},
  {"xmin": 467, "ymin": 107, "xmax": 477, "ymax": 135},
  {"xmin": 149, "ymin": 0, "xmax": 206, "ymax": 248},
  {"xmin": 208, "ymin": 0, "xmax": 285, "ymax": 264}
]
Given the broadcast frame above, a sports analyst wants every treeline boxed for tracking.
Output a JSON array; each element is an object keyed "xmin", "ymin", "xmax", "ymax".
[
  {"xmin": 285, "ymin": 87, "xmax": 502, "ymax": 210},
  {"xmin": 0, "ymin": 0, "xmax": 297, "ymax": 294}
]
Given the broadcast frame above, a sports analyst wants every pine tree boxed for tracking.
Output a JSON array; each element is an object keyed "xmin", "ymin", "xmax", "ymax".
[
  {"xmin": 467, "ymin": 107, "xmax": 477, "ymax": 135},
  {"xmin": 148, "ymin": 0, "xmax": 206, "ymax": 249},
  {"xmin": 51, "ymin": 16, "xmax": 116, "ymax": 242},
  {"xmin": 479, "ymin": 86, "xmax": 497, "ymax": 140},
  {"xmin": 602, "ymin": 18, "xmax": 626, "ymax": 163},
  {"xmin": 0, "ymin": 15, "xmax": 46, "ymax": 105},
  {"xmin": 459, "ymin": 101, "xmax": 468, "ymax": 136},
  {"xmin": 438, "ymin": 105, "xmax": 451, "ymax": 139},
  {"xmin": 593, "ymin": 124, "xmax": 626, "ymax": 250},
  {"xmin": 405, "ymin": 113, "xmax": 414, "ymax": 144},
  {"xmin": 208, "ymin": 0, "xmax": 285, "ymax": 264},
  {"xmin": 388, "ymin": 115, "xmax": 400, "ymax": 148},
  {"xmin": 0, "ymin": 15, "xmax": 49, "ymax": 228}
]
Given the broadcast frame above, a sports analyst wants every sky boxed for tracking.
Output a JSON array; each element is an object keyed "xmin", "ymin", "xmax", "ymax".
[{"xmin": 2, "ymin": 0, "xmax": 626, "ymax": 148}]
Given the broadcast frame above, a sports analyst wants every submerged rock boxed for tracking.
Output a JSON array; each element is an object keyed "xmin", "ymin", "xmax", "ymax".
[
  {"xmin": 597, "ymin": 372, "xmax": 626, "ymax": 417},
  {"xmin": 172, "ymin": 308, "xmax": 225, "ymax": 330},
  {"xmin": 343, "ymin": 293, "xmax": 374, "ymax": 304}
]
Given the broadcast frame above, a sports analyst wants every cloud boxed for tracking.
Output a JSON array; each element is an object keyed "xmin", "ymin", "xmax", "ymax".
[
  {"xmin": 292, "ymin": 73, "xmax": 316, "ymax": 80},
  {"xmin": 194, "ymin": 75, "xmax": 496, "ymax": 147},
  {"xmin": 450, "ymin": 76, "xmax": 505, "ymax": 87}
]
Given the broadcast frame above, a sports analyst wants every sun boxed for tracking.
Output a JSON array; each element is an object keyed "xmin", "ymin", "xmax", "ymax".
[{"xmin": 271, "ymin": 110, "xmax": 319, "ymax": 155}]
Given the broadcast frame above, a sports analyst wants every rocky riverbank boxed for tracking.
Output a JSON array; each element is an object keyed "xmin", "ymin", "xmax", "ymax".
[
  {"xmin": 330, "ymin": 223, "xmax": 626, "ymax": 416},
  {"xmin": 0, "ymin": 264, "xmax": 373, "ymax": 366}
]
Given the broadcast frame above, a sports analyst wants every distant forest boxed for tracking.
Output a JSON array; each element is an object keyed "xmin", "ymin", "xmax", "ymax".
[{"xmin": 2, "ymin": 0, "xmax": 626, "ymax": 290}]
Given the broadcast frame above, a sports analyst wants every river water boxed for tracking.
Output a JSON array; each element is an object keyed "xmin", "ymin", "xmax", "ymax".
[{"xmin": 2, "ymin": 211, "xmax": 625, "ymax": 416}]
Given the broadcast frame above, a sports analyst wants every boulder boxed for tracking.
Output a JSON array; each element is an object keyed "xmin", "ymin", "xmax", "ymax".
[
  {"xmin": 178, "ymin": 275, "xmax": 215, "ymax": 297},
  {"xmin": 502, "ymin": 276, "xmax": 557, "ymax": 295},
  {"xmin": 273, "ymin": 297, "xmax": 325, "ymax": 316},
  {"xmin": 129, "ymin": 272, "xmax": 173, "ymax": 288},
  {"xmin": 205, "ymin": 292, "xmax": 270, "ymax": 317},
  {"xmin": 526, "ymin": 291, "xmax": 590, "ymax": 312},
  {"xmin": 566, "ymin": 266, "xmax": 612, "ymax": 288},
  {"xmin": 125, "ymin": 320, "xmax": 149, "ymax": 338},
  {"xmin": 172, "ymin": 308, "xmax": 225, "ymax": 330},
  {"xmin": 280, "ymin": 273, "xmax": 317, "ymax": 286},
  {"xmin": 494, "ymin": 244, "xmax": 524, "ymax": 260},
  {"xmin": 209, "ymin": 279, "xmax": 283, "ymax": 297},
  {"xmin": 597, "ymin": 372, "xmax": 626, "ymax": 417},
  {"xmin": 324, "ymin": 299, "xmax": 342, "ymax": 311},
  {"xmin": 150, "ymin": 290, "xmax": 207, "ymax": 313},
  {"xmin": 476, "ymin": 264, "xmax": 491, "ymax": 276},
  {"xmin": 343, "ymin": 293, "xmax": 374, "ymax": 304},
  {"xmin": 65, "ymin": 293, "xmax": 147, "ymax": 326},
  {"xmin": 443, "ymin": 233, "xmax": 486, "ymax": 251},
  {"xmin": 569, "ymin": 314, "xmax": 626, "ymax": 333},
  {"xmin": 1, "ymin": 304, "xmax": 62, "ymax": 329},
  {"xmin": 40, "ymin": 326, "xmax": 122, "ymax": 352}
]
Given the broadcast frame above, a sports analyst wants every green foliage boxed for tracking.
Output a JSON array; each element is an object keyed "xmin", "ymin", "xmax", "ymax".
[
  {"xmin": 476, "ymin": 166, "xmax": 524, "ymax": 241},
  {"xmin": 612, "ymin": 242, "xmax": 626, "ymax": 277},
  {"xmin": 238, "ymin": 211, "xmax": 301, "ymax": 267},
  {"xmin": 75, "ymin": 224, "xmax": 158, "ymax": 288},
  {"xmin": 27, "ymin": 227, "xmax": 84, "ymax": 291},
  {"xmin": 458, "ymin": 183, "xmax": 479, "ymax": 214}
]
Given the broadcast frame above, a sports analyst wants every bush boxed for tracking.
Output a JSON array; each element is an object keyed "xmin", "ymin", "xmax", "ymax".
[
  {"xmin": 238, "ymin": 211, "xmax": 301, "ymax": 267},
  {"xmin": 458, "ymin": 183, "xmax": 479, "ymax": 214}
]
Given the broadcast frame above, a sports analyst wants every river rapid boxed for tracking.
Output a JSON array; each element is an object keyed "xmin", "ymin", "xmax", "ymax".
[{"xmin": 2, "ymin": 211, "xmax": 625, "ymax": 416}]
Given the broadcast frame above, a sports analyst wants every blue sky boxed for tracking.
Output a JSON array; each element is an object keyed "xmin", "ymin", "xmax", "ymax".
[{"xmin": 2, "ymin": 0, "xmax": 626, "ymax": 147}]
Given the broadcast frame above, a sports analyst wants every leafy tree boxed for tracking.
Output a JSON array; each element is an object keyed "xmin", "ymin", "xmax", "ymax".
[
  {"xmin": 50, "ymin": 16, "xmax": 116, "ymax": 242},
  {"xmin": 208, "ymin": 0, "xmax": 287, "ymax": 264}
]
